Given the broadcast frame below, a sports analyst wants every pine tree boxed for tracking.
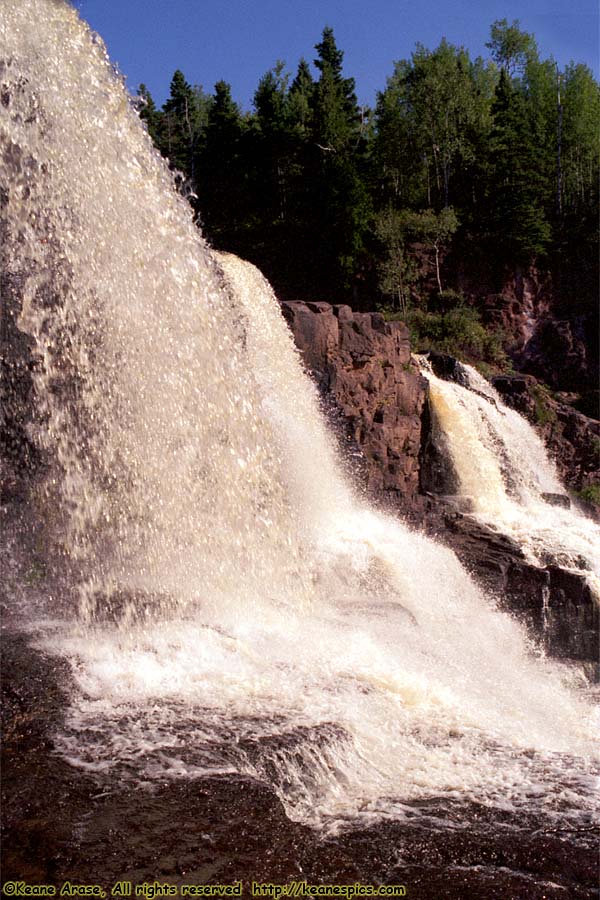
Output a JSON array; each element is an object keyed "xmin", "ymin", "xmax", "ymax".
[
  {"xmin": 287, "ymin": 59, "xmax": 314, "ymax": 139},
  {"xmin": 195, "ymin": 81, "xmax": 247, "ymax": 244},
  {"xmin": 487, "ymin": 69, "xmax": 551, "ymax": 259},
  {"xmin": 251, "ymin": 62, "xmax": 292, "ymax": 226},
  {"xmin": 302, "ymin": 27, "xmax": 371, "ymax": 296},
  {"xmin": 161, "ymin": 69, "xmax": 198, "ymax": 175},
  {"xmin": 313, "ymin": 26, "xmax": 359, "ymax": 151},
  {"xmin": 136, "ymin": 83, "xmax": 161, "ymax": 146}
]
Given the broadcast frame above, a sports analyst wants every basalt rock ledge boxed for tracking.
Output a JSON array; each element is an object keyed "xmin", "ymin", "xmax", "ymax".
[{"xmin": 283, "ymin": 300, "xmax": 599, "ymax": 678}]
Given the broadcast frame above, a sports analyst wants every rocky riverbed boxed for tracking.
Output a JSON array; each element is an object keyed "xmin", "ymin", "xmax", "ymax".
[{"xmin": 2, "ymin": 627, "xmax": 598, "ymax": 899}]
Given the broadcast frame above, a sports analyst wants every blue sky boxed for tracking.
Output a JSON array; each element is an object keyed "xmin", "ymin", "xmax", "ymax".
[{"xmin": 75, "ymin": 0, "xmax": 599, "ymax": 109}]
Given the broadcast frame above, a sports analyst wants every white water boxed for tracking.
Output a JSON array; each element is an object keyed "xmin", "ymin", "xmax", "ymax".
[
  {"xmin": 2, "ymin": 0, "xmax": 598, "ymax": 831},
  {"xmin": 422, "ymin": 361, "xmax": 600, "ymax": 586}
]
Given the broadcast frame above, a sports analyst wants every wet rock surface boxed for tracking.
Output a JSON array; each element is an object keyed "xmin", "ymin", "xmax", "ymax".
[
  {"xmin": 422, "ymin": 503, "xmax": 599, "ymax": 677},
  {"xmin": 1, "ymin": 631, "xmax": 598, "ymax": 899}
]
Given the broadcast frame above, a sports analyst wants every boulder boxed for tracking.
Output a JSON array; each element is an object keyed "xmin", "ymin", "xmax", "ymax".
[{"xmin": 541, "ymin": 492, "xmax": 571, "ymax": 509}]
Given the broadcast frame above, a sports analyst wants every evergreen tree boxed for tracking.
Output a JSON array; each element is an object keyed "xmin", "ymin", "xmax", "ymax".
[
  {"xmin": 251, "ymin": 62, "xmax": 292, "ymax": 227},
  {"xmin": 161, "ymin": 69, "xmax": 198, "ymax": 175},
  {"xmin": 487, "ymin": 69, "xmax": 551, "ymax": 259},
  {"xmin": 287, "ymin": 59, "xmax": 314, "ymax": 138},
  {"xmin": 313, "ymin": 26, "xmax": 360, "ymax": 150},
  {"xmin": 136, "ymin": 83, "xmax": 161, "ymax": 145},
  {"xmin": 195, "ymin": 81, "xmax": 247, "ymax": 244},
  {"xmin": 303, "ymin": 27, "xmax": 371, "ymax": 295},
  {"xmin": 134, "ymin": 19, "xmax": 598, "ymax": 321}
]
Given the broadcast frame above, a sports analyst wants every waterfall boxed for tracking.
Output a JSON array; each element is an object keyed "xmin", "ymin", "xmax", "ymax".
[
  {"xmin": 1, "ymin": 0, "xmax": 598, "ymax": 831},
  {"xmin": 421, "ymin": 360, "xmax": 600, "ymax": 586}
]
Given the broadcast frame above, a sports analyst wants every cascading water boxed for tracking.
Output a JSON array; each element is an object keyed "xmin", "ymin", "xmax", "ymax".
[
  {"xmin": 421, "ymin": 360, "xmax": 600, "ymax": 587},
  {"xmin": 1, "ymin": 0, "xmax": 599, "ymax": 835}
]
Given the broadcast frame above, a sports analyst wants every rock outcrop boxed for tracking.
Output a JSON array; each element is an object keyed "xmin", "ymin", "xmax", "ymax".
[
  {"xmin": 448, "ymin": 256, "xmax": 598, "ymax": 394},
  {"xmin": 424, "ymin": 504, "xmax": 599, "ymax": 679},
  {"xmin": 281, "ymin": 301, "xmax": 427, "ymax": 508},
  {"xmin": 491, "ymin": 374, "xmax": 599, "ymax": 496},
  {"xmin": 283, "ymin": 301, "xmax": 599, "ymax": 676}
]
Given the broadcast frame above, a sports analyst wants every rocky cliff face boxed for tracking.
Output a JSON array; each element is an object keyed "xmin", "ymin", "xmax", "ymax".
[
  {"xmin": 281, "ymin": 301, "xmax": 427, "ymax": 508},
  {"xmin": 283, "ymin": 300, "xmax": 599, "ymax": 676},
  {"xmin": 454, "ymin": 262, "xmax": 598, "ymax": 395},
  {"xmin": 424, "ymin": 504, "xmax": 598, "ymax": 678},
  {"xmin": 491, "ymin": 374, "xmax": 599, "ymax": 496}
]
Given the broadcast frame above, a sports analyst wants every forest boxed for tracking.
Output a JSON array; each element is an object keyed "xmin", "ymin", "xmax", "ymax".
[{"xmin": 136, "ymin": 19, "xmax": 599, "ymax": 371}]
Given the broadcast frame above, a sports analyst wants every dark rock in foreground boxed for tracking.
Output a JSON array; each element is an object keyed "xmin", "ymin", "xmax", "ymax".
[
  {"xmin": 1, "ymin": 632, "xmax": 598, "ymax": 899},
  {"xmin": 424, "ymin": 503, "xmax": 599, "ymax": 679}
]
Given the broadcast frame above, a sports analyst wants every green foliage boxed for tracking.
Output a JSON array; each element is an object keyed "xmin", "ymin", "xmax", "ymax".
[
  {"xmin": 374, "ymin": 41, "xmax": 493, "ymax": 210},
  {"xmin": 161, "ymin": 70, "xmax": 199, "ymax": 173},
  {"xmin": 486, "ymin": 19, "xmax": 537, "ymax": 78},
  {"xmin": 406, "ymin": 207, "xmax": 459, "ymax": 291},
  {"xmin": 374, "ymin": 209, "xmax": 417, "ymax": 313},
  {"xmin": 531, "ymin": 383, "xmax": 557, "ymax": 425},
  {"xmin": 561, "ymin": 64, "xmax": 600, "ymax": 214},
  {"xmin": 135, "ymin": 20, "xmax": 599, "ymax": 321},
  {"xmin": 195, "ymin": 81, "xmax": 249, "ymax": 242},
  {"xmin": 288, "ymin": 59, "xmax": 314, "ymax": 138},
  {"xmin": 313, "ymin": 25, "xmax": 359, "ymax": 144},
  {"xmin": 137, "ymin": 84, "xmax": 161, "ymax": 144},
  {"xmin": 487, "ymin": 69, "xmax": 552, "ymax": 260},
  {"xmin": 304, "ymin": 27, "xmax": 372, "ymax": 293},
  {"xmin": 404, "ymin": 305, "xmax": 508, "ymax": 366},
  {"xmin": 575, "ymin": 484, "xmax": 600, "ymax": 507}
]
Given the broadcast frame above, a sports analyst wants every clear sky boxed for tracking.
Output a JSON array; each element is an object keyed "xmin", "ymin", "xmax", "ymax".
[{"xmin": 75, "ymin": 0, "xmax": 599, "ymax": 109}]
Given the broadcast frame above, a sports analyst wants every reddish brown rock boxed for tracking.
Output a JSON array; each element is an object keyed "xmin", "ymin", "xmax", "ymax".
[
  {"xmin": 491, "ymin": 374, "xmax": 600, "ymax": 495},
  {"xmin": 478, "ymin": 267, "xmax": 553, "ymax": 356},
  {"xmin": 281, "ymin": 301, "xmax": 427, "ymax": 508}
]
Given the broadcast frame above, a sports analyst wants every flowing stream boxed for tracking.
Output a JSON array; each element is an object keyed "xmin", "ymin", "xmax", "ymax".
[
  {"xmin": 1, "ymin": 0, "xmax": 598, "ymax": 835},
  {"xmin": 421, "ymin": 360, "xmax": 600, "ymax": 585}
]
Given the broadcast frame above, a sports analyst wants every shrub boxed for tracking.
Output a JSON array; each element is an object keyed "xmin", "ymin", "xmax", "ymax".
[
  {"xmin": 576, "ymin": 484, "xmax": 600, "ymax": 507},
  {"xmin": 531, "ymin": 383, "xmax": 557, "ymax": 426},
  {"xmin": 404, "ymin": 306, "xmax": 508, "ymax": 366}
]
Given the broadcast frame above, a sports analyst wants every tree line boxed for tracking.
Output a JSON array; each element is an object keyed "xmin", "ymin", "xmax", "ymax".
[{"xmin": 137, "ymin": 19, "xmax": 599, "ymax": 318}]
